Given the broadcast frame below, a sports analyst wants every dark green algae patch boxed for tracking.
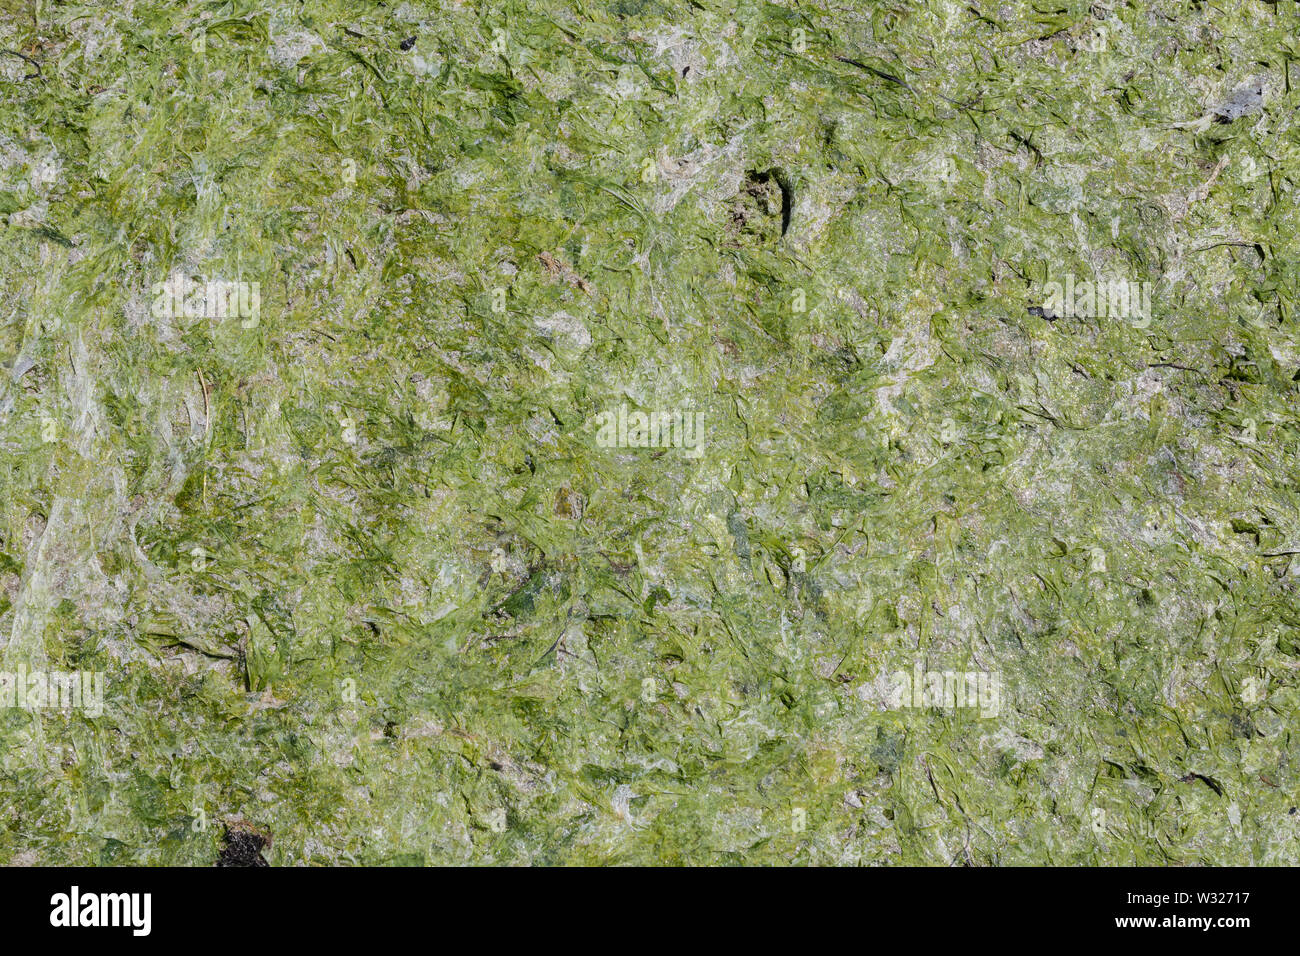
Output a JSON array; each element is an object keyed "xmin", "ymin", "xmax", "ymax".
[{"xmin": 1, "ymin": 0, "xmax": 1300, "ymax": 864}]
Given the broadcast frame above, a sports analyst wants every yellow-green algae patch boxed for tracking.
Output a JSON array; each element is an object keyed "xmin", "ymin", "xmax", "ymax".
[{"xmin": 0, "ymin": 0, "xmax": 1299, "ymax": 864}]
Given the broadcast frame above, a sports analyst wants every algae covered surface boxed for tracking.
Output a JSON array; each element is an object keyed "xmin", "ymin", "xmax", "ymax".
[{"xmin": 1, "ymin": 0, "xmax": 1300, "ymax": 866}]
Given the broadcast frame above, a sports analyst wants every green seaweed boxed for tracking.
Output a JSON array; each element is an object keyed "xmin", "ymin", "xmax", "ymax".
[{"xmin": 0, "ymin": 0, "xmax": 1298, "ymax": 865}]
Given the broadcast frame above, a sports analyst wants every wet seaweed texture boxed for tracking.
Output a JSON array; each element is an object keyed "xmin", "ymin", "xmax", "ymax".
[{"xmin": 1, "ymin": 0, "xmax": 1299, "ymax": 865}]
